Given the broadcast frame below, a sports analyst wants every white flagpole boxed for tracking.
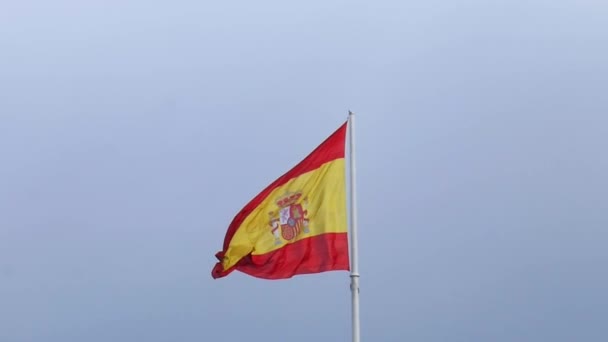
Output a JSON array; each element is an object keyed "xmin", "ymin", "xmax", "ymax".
[{"xmin": 348, "ymin": 110, "xmax": 360, "ymax": 342}]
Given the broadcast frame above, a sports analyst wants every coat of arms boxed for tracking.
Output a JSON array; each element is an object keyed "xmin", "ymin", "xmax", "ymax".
[{"xmin": 268, "ymin": 192, "xmax": 310, "ymax": 245}]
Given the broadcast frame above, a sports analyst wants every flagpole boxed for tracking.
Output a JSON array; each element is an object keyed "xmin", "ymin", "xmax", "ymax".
[{"xmin": 348, "ymin": 110, "xmax": 360, "ymax": 342}]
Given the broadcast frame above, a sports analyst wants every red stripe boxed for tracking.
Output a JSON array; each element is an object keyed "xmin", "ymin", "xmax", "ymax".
[
  {"xmin": 222, "ymin": 233, "xmax": 350, "ymax": 280},
  {"xmin": 213, "ymin": 122, "xmax": 347, "ymax": 273}
]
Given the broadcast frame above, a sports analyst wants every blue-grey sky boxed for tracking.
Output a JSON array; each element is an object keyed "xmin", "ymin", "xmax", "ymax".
[{"xmin": 1, "ymin": 1, "xmax": 607, "ymax": 341}]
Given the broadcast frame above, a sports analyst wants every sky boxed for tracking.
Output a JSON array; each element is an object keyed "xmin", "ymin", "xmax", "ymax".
[{"xmin": 1, "ymin": 0, "xmax": 607, "ymax": 341}]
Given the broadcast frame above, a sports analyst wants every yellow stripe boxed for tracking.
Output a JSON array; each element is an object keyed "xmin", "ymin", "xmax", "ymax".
[{"xmin": 222, "ymin": 158, "xmax": 347, "ymax": 270}]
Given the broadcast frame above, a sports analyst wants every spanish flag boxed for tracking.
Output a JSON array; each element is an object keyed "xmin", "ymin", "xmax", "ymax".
[{"xmin": 212, "ymin": 122, "xmax": 349, "ymax": 279}]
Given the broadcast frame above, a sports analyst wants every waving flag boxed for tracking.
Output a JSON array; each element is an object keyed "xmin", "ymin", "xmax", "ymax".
[{"xmin": 212, "ymin": 122, "xmax": 349, "ymax": 279}]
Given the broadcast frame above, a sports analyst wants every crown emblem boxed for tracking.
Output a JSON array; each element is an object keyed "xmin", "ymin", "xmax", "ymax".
[
  {"xmin": 276, "ymin": 192, "xmax": 302, "ymax": 208},
  {"xmin": 268, "ymin": 191, "xmax": 310, "ymax": 245}
]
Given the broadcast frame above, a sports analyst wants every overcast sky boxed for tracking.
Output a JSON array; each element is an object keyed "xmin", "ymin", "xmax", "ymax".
[{"xmin": 1, "ymin": 1, "xmax": 607, "ymax": 341}]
